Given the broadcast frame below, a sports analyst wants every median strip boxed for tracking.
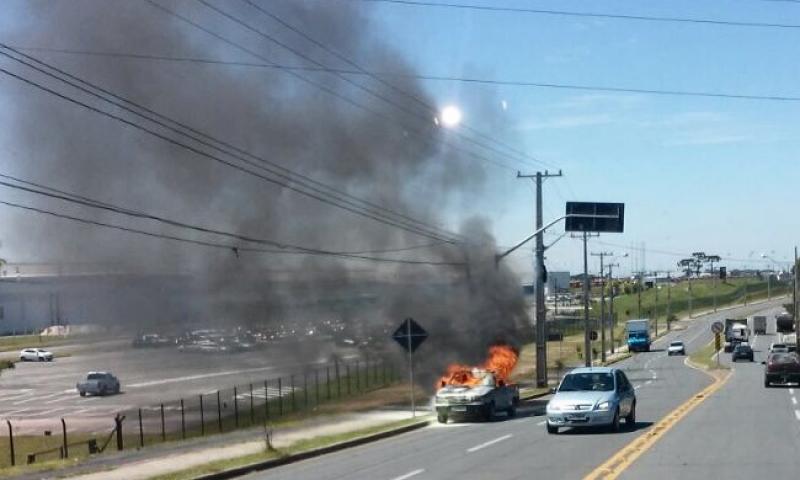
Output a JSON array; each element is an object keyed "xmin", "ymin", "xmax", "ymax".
[{"xmin": 583, "ymin": 368, "xmax": 731, "ymax": 480}]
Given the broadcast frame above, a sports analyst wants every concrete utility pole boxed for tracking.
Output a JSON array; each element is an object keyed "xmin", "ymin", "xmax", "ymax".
[
  {"xmin": 795, "ymin": 246, "xmax": 799, "ymax": 353},
  {"xmin": 636, "ymin": 271, "xmax": 644, "ymax": 318},
  {"xmin": 607, "ymin": 262, "xmax": 620, "ymax": 353},
  {"xmin": 666, "ymin": 273, "xmax": 673, "ymax": 330},
  {"xmin": 591, "ymin": 251, "xmax": 613, "ymax": 363},
  {"xmin": 582, "ymin": 232, "xmax": 592, "ymax": 367},
  {"xmin": 518, "ymin": 170, "xmax": 563, "ymax": 388}
]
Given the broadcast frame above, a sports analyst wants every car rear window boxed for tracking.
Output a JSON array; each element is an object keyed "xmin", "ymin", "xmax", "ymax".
[{"xmin": 87, "ymin": 373, "xmax": 106, "ymax": 380}]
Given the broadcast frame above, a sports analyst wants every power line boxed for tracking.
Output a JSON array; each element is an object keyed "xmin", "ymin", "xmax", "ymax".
[
  {"xmin": 0, "ymin": 44, "xmax": 461, "ymax": 243},
  {"xmin": 588, "ymin": 238, "xmax": 772, "ymax": 264},
  {"xmin": 0, "ymin": 193, "xmax": 464, "ymax": 266},
  {"xmin": 18, "ymin": 45, "xmax": 800, "ymax": 103},
  {"xmin": 360, "ymin": 0, "xmax": 800, "ymax": 30},
  {"xmin": 0, "ymin": 170, "xmax": 452, "ymax": 255},
  {"xmin": 0, "ymin": 47, "xmax": 461, "ymax": 244},
  {"xmin": 192, "ymin": 0, "xmax": 546, "ymax": 171},
  {"xmin": 243, "ymin": 0, "xmax": 548, "ymax": 168}
]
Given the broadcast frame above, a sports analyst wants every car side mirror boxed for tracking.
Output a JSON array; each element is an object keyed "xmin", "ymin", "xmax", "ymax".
[
  {"xmin": 549, "ymin": 387, "xmax": 556, "ymax": 394},
  {"xmin": 761, "ymin": 361, "xmax": 766, "ymax": 365}
]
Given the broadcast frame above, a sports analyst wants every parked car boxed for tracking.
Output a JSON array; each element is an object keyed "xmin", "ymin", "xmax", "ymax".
[
  {"xmin": 76, "ymin": 372, "xmax": 121, "ymax": 396},
  {"xmin": 763, "ymin": 353, "xmax": 800, "ymax": 387},
  {"xmin": 731, "ymin": 343, "xmax": 754, "ymax": 362},
  {"xmin": 667, "ymin": 341, "xmax": 686, "ymax": 356},
  {"xmin": 19, "ymin": 348, "xmax": 54, "ymax": 362},
  {"xmin": 545, "ymin": 367, "xmax": 636, "ymax": 434}
]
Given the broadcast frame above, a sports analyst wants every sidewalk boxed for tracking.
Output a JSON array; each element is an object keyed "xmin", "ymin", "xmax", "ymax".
[{"xmin": 14, "ymin": 409, "xmax": 420, "ymax": 480}]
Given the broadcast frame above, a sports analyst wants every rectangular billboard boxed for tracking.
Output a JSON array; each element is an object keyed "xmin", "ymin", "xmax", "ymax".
[{"xmin": 565, "ymin": 202, "xmax": 625, "ymax": 233}]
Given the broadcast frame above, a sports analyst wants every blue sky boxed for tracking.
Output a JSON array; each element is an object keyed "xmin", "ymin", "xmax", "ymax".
[{"xmin": 367, "ymin": 0, "xmax": 800, "ymax": 276}]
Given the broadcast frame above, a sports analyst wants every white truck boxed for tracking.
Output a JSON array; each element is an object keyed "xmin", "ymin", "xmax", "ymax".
[
  {"xmin": 434, "ymin": 369, "xmax": 519, "ymax": 424},
  {"xmin": 750, "ymin": 316, "xmax": 767, "ymax": 335}
]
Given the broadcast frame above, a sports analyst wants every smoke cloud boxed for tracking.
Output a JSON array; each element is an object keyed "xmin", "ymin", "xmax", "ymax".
[{"xmin": 0, "ymin": 0, "xmax": 530, "ymax": 379}]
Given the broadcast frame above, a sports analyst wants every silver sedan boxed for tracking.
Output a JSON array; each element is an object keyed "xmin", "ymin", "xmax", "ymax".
[{"xmin": 545, "ymin": 367, "xmax": 636, "ymax": 434}]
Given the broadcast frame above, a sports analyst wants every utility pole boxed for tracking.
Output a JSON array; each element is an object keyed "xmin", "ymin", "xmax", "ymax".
[
  {"xmin": 666, "ymin": 273, "xmax": 672, "ymax": 330},
  {"xmin": 653, "ymin": 274, "xmax": 659, "ymax": 336},
  {"xmin": 635, "ymin": 271, "xmax": 644, "ymax": 318},
  {"xmin": 573, "ymin": 232, "xmax": 598, "ymax": 366},
  {"xmin": 591, "ymin": 251, "xmax": 613, "ymax": 363},
  {"xmin": 518, "ymin": 170, "xmax": 563, "ymax": 388},
  {"xmin": 794, "ymin": 246, "xmax": 799, "ymax": 353},
  {"xmin": 607, "ymin": 263, "xmax": 620, "ymax": 353},
  {"xmin": 583, "ymin": 232, "xmax": 591, "ymax": 367}
]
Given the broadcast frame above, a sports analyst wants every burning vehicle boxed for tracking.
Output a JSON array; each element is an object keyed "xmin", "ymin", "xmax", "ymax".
[{"xmin": 434, "ymin": 345, "xmax": 520, "ymax": 423}]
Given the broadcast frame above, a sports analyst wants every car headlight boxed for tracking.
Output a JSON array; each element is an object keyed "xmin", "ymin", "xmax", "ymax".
[
  {"xmin": 548, "ymin": 403, "xmax": 561, "ymax": 411},
  {"xmin": 596, "ymin": 401, "xmax": 611, "ymax": 411}
]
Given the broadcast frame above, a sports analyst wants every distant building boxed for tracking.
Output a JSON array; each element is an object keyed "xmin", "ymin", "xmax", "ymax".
[{"xmin": 546, "ymin": 271, "xmax": 571, "ymax": 296}]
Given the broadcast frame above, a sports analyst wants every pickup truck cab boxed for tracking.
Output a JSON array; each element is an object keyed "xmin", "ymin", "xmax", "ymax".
[
  {"xmin": 434, "ymin": 370, "xmax": 519, "ymax": 423},
  {"xmin": 77, "ymin": 372, "xmax": 121, "ymax": 396}
]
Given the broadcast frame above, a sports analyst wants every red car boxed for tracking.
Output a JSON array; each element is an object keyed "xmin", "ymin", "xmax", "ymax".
[{"xmin": 763, "ymin": 352, "xmax": 800, "ymax": 387}]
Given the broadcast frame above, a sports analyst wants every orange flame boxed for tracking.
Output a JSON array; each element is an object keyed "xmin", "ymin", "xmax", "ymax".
[{"xmin": 437, "ymin": 344, "xmax": 519, "ymax": 388}]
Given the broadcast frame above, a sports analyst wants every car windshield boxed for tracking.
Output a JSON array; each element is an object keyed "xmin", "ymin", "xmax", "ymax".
[
  {"xmin": 670, "ymin": 342, "xmax": 683, "ymax": 347},
  {"xmin": 559, "ymin": 373, "xmax": 615, "ymax": 392}
]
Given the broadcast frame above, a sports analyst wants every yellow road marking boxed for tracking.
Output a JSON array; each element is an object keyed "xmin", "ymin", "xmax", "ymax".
[{"xmin": 583, "ymin": 365, "xmax": 731, "ymax": 480}]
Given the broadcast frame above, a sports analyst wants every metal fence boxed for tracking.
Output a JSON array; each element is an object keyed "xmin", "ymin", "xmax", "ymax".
[{"xmin": 4, "ymin": 358, "xmax": 396, "ymax": 466}]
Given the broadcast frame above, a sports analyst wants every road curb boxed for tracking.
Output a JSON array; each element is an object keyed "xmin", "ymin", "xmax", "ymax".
[
  {"xmin": 194, "ymin": 418, "xmax": 432, "ymax": 480},
  {"xmin": 519, "ymin": 390, "xmax": 551, "ymax": 401}
]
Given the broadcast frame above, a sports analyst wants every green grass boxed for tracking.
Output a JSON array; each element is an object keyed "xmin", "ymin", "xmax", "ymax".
[
  {"xmin": 0, "ymin": 335, "xmax": 70, "ymax": 353},
  {"xmin": 147, "ymin": 418, "xmax": 424, "ymax": 480},
  {"xmin": 689, "ymin": 340, "xmax": 727, "ymax": 370}
]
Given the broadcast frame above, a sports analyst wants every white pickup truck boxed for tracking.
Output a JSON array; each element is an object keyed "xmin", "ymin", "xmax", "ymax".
[{"xmin": 434, "ymin": 369, "xmax": 519, "ymax": 424}]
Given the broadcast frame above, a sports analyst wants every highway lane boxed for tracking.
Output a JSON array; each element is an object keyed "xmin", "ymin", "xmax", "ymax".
[
  {"xmin": 244, "ymin": 299, "xmax": 788, "ymax": 480},
  {"xmin": 621, "ymin": 307, "xmax": 800, "ymax": 479}
]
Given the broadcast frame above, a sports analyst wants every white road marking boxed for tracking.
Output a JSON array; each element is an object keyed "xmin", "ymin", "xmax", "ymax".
[
  {"xmin": 537, "ymin": 420, "xmax": 547, "ymax": 426},
  {"xmin": 795, "ymin": 410, "xmax": 800, "ymax": 421},
  {"xmin": 125, "ymin": 366, "xmax": 276, "ymax": 388},
  {"xmin": 645, "ymin": 380, "xmax": 652, "ymax": 385},
  {"xmin": 791, "ymin": 397, "xmax": 797, "ymax": 406},
  {"xmin": 466, "ymin": 434, "xmax": 513, "ymax": 453},
  {"xmin": 390, "ymin": 469, "xmax": 425, "ymax": 480},
  {"xmin": 790, "ymin": 388, "xmax": 795, "ymax": 395},
  {"xmin": 634, "ymin": 385, "xmax": 642, "ymax": 390}
]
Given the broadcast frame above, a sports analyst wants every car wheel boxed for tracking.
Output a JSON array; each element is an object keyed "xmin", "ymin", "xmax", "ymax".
[
  {"xmin": 79, "ymin": 391, "xmax": 86, "ymax": 397},
  {"xmin": 764, "ymin": 378, "xmax": 771, "ymax": 388},
  {"xmin": 546, "ymin": 423, "xmax": 558, "ymax": 434},
  {"xmin": 437, "ymin": 414, "xmax": 448, "ymax": 424},
  {"xmin": 610, "ymin": 408, "xmax": 621, "ymax": 432},
  {"xmin": 625, "ymin": 402, "xmax": 636, "ymax": 427}
]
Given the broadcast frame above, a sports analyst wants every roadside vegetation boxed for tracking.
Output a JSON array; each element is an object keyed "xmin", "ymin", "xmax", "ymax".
[
  {"xmin": 0, "ymin": 334, "xmax": 70, "ymax": 353},
  {"xmin": 514, "ymin": 277, "xmax": 780, "ymax": 384},
  {"xmin": 688, "ymin": 340, "xmax": 727, "ymax": 370}
]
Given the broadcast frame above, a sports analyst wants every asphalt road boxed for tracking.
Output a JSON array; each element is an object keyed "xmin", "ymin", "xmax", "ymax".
[
  {"xmin": 0, "ymin": 339, "xmax": 359, "ymax": 428},
  {"xmin": 621, "ymin": 306, "xmax": 800, "ymax": 479},
  {"xmin": 243, "ymin": 298, "xmax": 789, "ymax": 480}
]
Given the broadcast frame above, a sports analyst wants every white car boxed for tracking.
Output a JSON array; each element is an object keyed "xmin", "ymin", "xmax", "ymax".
[
  {"xmin": 667, "ymin": 341, "xmax": 686, "ymax": 356},
  {"xmin": 19, "ymin": 348, "xmax": 54, "ymax": 362}
]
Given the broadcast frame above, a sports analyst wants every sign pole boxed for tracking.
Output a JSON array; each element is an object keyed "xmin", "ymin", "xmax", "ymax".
[
  {"xmin": 716, "ymin": 333, "xmax": 720, "ymax": 369},
  {"xmin": 407, "ymin": 319, "xmax": 415, "ymax": 418}
]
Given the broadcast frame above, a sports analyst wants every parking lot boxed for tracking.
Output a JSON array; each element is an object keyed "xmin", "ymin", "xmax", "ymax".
[{"xmin": 0, "ymin": 338, "xmax": 360, "ymax": 432}]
